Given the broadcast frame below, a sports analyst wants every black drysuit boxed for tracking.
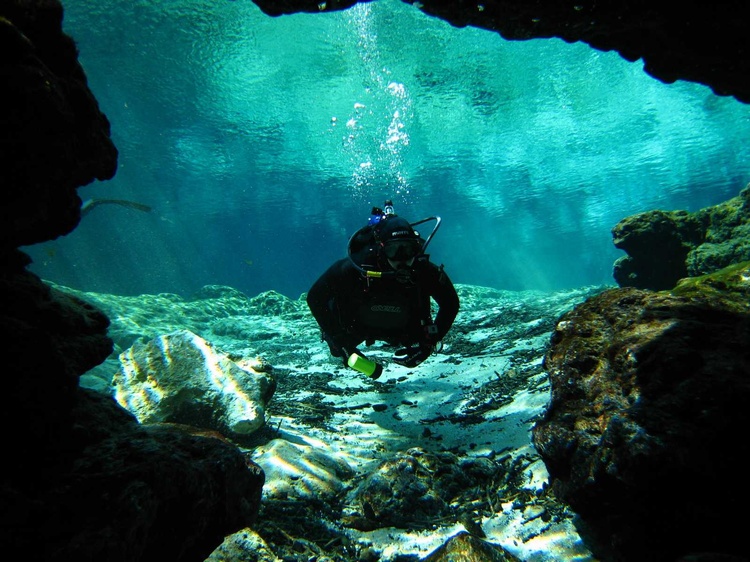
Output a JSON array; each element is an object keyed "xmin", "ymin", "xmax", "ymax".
[{"xmin": 306, "ymin": 254, "xmax": 459, "ymax": 363}]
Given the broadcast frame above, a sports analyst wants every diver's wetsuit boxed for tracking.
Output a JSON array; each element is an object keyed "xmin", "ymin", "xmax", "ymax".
[{"xmin": 306, "ymin": 254, "xmax": 459, "ymax": 360}]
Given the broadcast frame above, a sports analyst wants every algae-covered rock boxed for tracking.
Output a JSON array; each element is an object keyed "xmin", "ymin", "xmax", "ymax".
[
  {"xmin": 670, "ymin": 260, "xmax": 750, "ymax": 311},
  {"xmin": 422, "ymin": 531, "xmax": 522, "ymax": 561},
  {"xmin": 533, "ymin": 263, "xmax": 750, "ymax": 561},
  {"xmin": 612, "ymin": 185, "xmax": 750, "ymax": 290}
]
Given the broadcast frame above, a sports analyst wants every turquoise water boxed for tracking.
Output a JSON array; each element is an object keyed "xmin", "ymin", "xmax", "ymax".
[{"xmin": 26, "ymin": 0, "xmax": 750, "ymax": 298}]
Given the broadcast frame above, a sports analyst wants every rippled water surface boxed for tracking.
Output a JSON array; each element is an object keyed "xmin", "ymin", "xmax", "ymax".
[{"xmin": 28, "ymin": 0, "xmax": 750, "ymax": 297}]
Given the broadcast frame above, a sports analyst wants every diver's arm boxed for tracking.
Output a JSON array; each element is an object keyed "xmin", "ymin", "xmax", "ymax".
[
  {"xmin": 392, "ymin": 265, "xmax": 456, "ymax": 367},
  {"xmin": 307, "ymin": 263, "xmax": 340, "ymax": 336},
  {"xmin": 427, "ymin": 263, "xmax": 459, "ymax": 341},
  {"xmin": 306, "ymin": 259, "xmax": 357, "ymax": 341}
]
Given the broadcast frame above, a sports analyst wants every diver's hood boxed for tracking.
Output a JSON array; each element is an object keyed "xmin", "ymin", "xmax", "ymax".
[
  {"xmin": 375, "ymin": 216, "xmax": 420, "ymax": 243},
  {"xmin": 348, "ymin": 214, "xmax": 441, "ymax": 279}
]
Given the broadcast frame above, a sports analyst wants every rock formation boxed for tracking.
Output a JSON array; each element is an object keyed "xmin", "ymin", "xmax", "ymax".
[
  {"xmin": 1, "ymin": 1, "xmax": 264, "ymax": 560},
  {"xmin": 422, "ymin": 530, "xmax": 522, "ymax": 561},
  {"xmin": 532, "ymin": 263, "xmax": 750, "ymax": 561},
  {"xmin": 255, "ymin": 438, "xmax": 356, "ymax": 500},
  {"xmin": 1, "ymin": 0, "xmax": 117, "ymax": 248},
  {"xmin": 613, "ymin": 185, "xmax": 750, "ymax": 290},
  {"xmin": 113, "ymin": 330, "xmax": 276, "ymax": 438}
]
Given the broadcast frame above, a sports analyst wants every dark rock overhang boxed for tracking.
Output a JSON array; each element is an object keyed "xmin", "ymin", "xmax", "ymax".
[{"xmin": 251, "ymin": 0, "xmax": 750, "ymax": 104}]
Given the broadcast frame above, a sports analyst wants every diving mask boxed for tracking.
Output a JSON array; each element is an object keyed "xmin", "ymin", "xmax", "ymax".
[{"xmin": 383, "ymin": 239, "xmax": 421, "ymax": 261}]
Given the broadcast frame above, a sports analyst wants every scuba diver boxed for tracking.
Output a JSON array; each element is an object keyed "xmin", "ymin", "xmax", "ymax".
[{"xmin": 306, "ymin": 200, "xmax": 459, "ymax": 379}]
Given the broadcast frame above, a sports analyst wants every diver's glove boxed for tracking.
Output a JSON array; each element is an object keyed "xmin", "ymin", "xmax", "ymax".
[
  {"xmin": 322, "ymin": 332, "xmax": 348, "ymax": 365},
  {"xmin": 392, "ymin": 344, "xmax": 434, "ymax": 368}
]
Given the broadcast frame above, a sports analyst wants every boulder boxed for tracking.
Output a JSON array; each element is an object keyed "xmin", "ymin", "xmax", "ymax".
[
  {"xmin": 252, "ymin": 438, "xmax": 355, "ymax": 500},
  {"xmin": 612, "ymin": 209, "xmax": 704, "ymax": 289},
  {"xmin": 344, "ymin": 447, "xmax": 478, "ymax": 531},
  {"xmin": 612, "ymin": 185, "xmax": 750, "ymax": 290},
  {"xmin": 345, "ymin": 448, "xmax": 455, "ymax": 531},
  {"xmin": 206, "ymin": 528, "xmax": 280, "ymax": 562},
  {"xmin": 0, "ymin": 389, "xmax": 265, "ymax": 562},
  {"xmin": 0, "ymin": 256, "xmax": 112, "ymax": 454},
  {"xmin": 0, "ymin": 262, "xmax": 267, "ymax": 561},
  {"xmin": 422, "ymin": 530, "xmax": 522, "ymax": 562},
  {"xmin": 113, "ymin": 330, "xmax": 276, "ymax": 439},
  {"xmin": 532, "ymin": 263, "xmax": 750, "ymax": 561}
]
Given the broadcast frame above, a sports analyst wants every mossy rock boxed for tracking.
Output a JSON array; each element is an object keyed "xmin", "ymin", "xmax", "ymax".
[{"xmin": 669, "ymin": 260, "xmax": 750, "ymax": 312}]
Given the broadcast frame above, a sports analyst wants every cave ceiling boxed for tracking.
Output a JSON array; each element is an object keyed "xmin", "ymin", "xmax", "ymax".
[{"xmin": 250, "ymin": 0, "xmax": 750, "ymax": 104}]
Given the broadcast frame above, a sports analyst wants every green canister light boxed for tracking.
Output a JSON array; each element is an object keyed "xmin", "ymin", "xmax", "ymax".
[{"xmin": 348, "ymin": 353, "xmax": 383, "ymax": 379}]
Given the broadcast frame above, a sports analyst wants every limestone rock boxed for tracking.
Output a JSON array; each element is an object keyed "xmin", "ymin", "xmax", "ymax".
[
  {"xmin": 247, "ymin": 289, "xmax": 302, "ymax": 316},
  {"xmin": 206, "ymin": 528, "xmax": 281, "ymax": 561},
  {"xmin": 612, "ymin": 209, "xmax": 704, "ymax": 289},
  {"xmin": 423, "ymin": 530, "xmax": 522, "ymax": 562},
  {"xmin": 113, "ymin": 330, "xmax": 276, "ymax": 438},
  {"xmin": 0, "ymin": 0, "xmax": 117, "ymax": 249},
  {"xmin": 532, "ymin": 264, "xmax": 750, "ymax": 561},
  {"xmin": 344, "ymin": 448, "xmax": 480, "ymax": 531},
  {"xmin": 1, "ymin": 260, "xmax": 112, "ymax": 453},
  {"xmin": 1, "ymin": 389, "xmax": 264, "ymax": 562},
  {"xmin": 53, "ymin": 283, "xmax": 304, "ymax": 354},
  {"xmin": 252, "ymin": 438, "xmax": 355, "ymax": 500},
  {"xmin": 686, "ymin": 187, "xmax": 750, "ymax": 276},
  {"xmin": 612, "ymin": 185, "xmax": 750, "ymax": 290}
]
